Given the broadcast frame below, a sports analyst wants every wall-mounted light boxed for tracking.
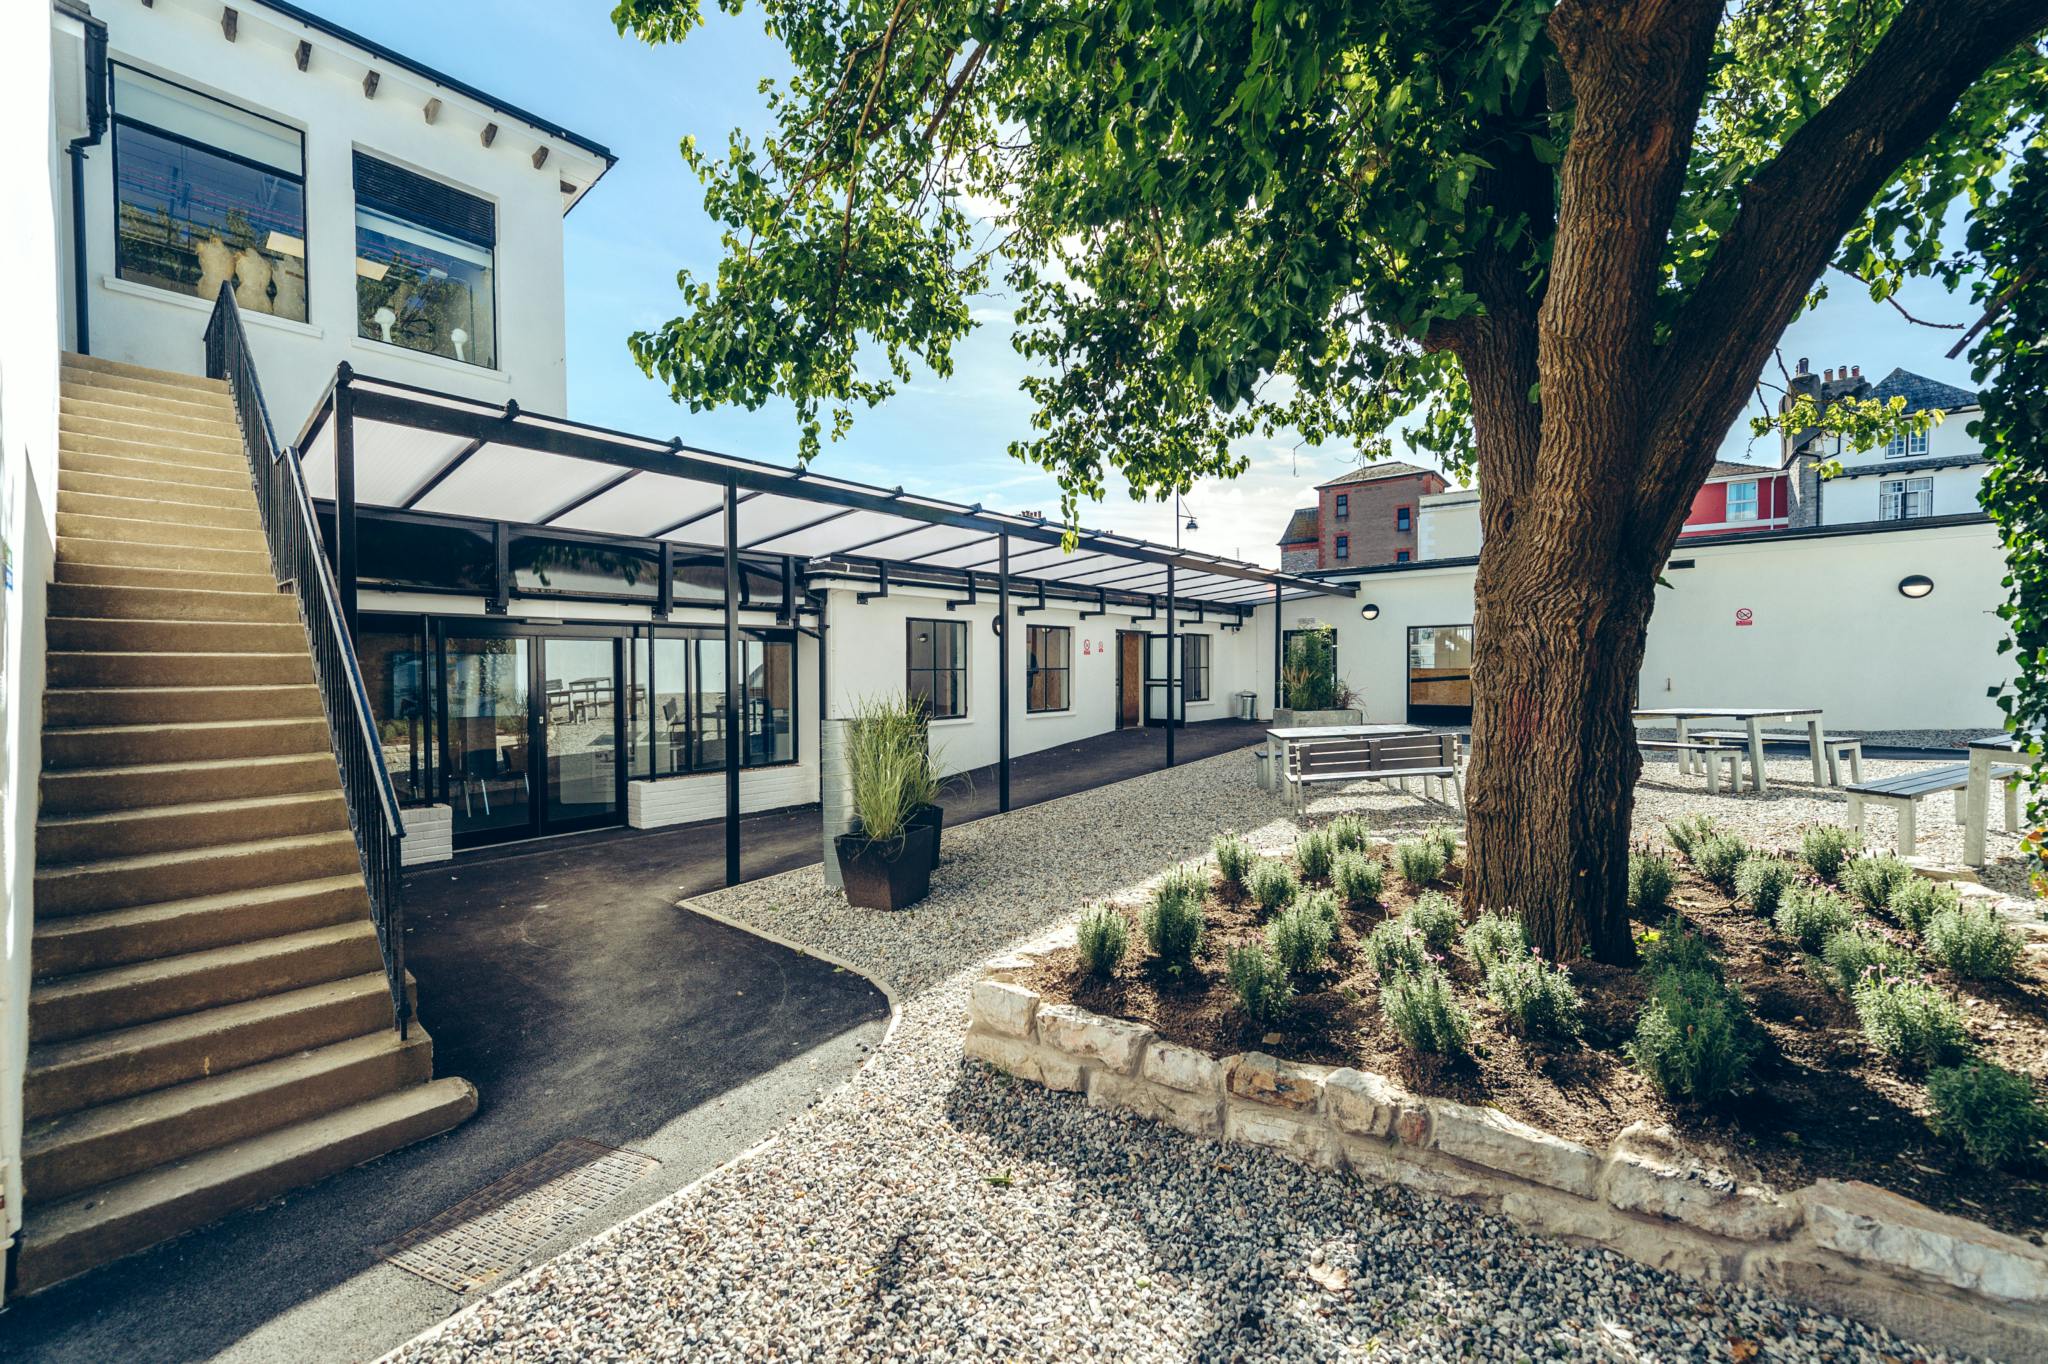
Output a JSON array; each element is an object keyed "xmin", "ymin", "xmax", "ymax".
[
  {"xmin": 1360, "ymin": 602, "xmax": 1380, "ymax": 620},
  {"xmin": 1898, "ymin": 575, "xmax": 1934, "ymax": 599}
]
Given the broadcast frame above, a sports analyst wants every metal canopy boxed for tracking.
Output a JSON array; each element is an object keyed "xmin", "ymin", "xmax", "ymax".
[{"xmin": 296, "ymin": 369, "xmax": 1354, "ymax": 608}]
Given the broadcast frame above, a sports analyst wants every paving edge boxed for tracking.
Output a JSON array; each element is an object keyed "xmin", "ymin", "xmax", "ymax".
[
  {"xmin": 373, "ymin": 898, "xmax": 902, "ymax": 1364},
  {"xmin": 967, "ymin": 950, "xmax": 2048, "ymax": 1364}
]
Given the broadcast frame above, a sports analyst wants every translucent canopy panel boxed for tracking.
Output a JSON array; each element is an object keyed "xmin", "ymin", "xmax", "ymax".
[{"xmin": 293, "ymin": 373, "xmax": 1353, "ymax": 606}]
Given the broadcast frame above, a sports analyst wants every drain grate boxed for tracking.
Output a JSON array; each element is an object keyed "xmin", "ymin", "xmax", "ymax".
[{"xmin": 381, "ymin": 1138, "xmax": 659, "ymax": 1292}]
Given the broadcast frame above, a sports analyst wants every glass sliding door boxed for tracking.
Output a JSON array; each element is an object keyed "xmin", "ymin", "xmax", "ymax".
[
  {"xmin": 1407, "ymin": 625, "xmax": 1475, "ymax": 725},
  {"xmin": 540, "ymin": 637, "xmax": 621, "ymax": 831},
  {"xmin": 444, "ymin": 635, "xmax": 533, "ymax": 843}
]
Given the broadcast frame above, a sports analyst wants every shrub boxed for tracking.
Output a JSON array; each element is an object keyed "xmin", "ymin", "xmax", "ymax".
[
  {"xmin": 1423, "ymin": 822, "xmax": 1460, "ymax": 866},
  {"xmin": 1296, "ymin": 829, "xmax": 1338, "ymax": 883},
  {"xmin": 1484, "ymin": 953, "xmax": 1583, "ymax": 1040},
  {"xmin": 844, "ymin": 694, "xmax": 929, "ymax": 841},
  {"xmin": 1800, "ymin": 824, "xmax": 1861, "ymax": 881},
  {"xmin": 1889, "ymin": 877, "xmax": 1960, "ymax": 935},
  {"xmin": 1247, "ymin": 859, "xmax": 1299, "ymax": 917},
  {"xmin": 1392, "ymin": 838, "xmax": 1447, "ymax": 887},
  {"xmin": 1733, "ymin": 856, "xmax": 1800, "ymax": 916},
  {"xmin": 1142, "ymin": 871, "xmax": 1205, "ymax": 973},
  {"xmin": 1331, "ymin": 851, "xmax": 1385, "ymax": 908},
  {"xmin": 1299, "ymin": 887, "xmax": 1344, "ymax": 933},
  {"xmin": 1267, "ymin": 901, "xmax": 1334, "ymax": 978},
  {"xmin": 1075, "ymin": 903, "xmax": 1129, "ymax": 979},
  {"xmin": 1691, "ymin": 832, "xmax": 1750, "ymax": 888},
  {"xmin": 1381, "ymin": 964, "xmax": 1472, "ymax": 1055},
  {"xmin": 1364, "ymin": 918, "xmax": 1429, "ymax": 980},
  {"xmin": 1923, "ymin": 903, "xmax": 2024, "ymax": 980},
  {"xmin": 1775, "ymin": 884, "xmax": 1856, "ymax": 953},
  {"xmin": 1627, "ymin": 969, "xmax": 1758, "ymax": 1104},
  {"xmin": 1842, "ymin": 855, "xmax": 1915, "ymax": 914},
  {"xmin": 1407, "ymin": 891, "xmax": 1463, "ymax": 953},
  {"xmin": 1665, "ymin": 813, "xmax": 1719, "ymax": 859},
  {"xmin": 1641, "ymin": 916, "xmax": 1720, "ymax": 980},
  {"xmin": 1326, "ymin": 813, "xmax": 1371, "ymax": 853},
  {"xmin": 1462, "ymin": 911, "xmax": 1527, "ymax": 975},
  {"xmin": 1853, "ymin": 975, "xmax": 1971, "ymax": 1068},
  {"xmin": 1819, "ymin": 925, "xmax": 1920, "ymax": 996},
  {"xmin": 1927, "ymin": 1062, "xmax": 2048, "ymax": 1170},
  {"xmin": 1212, "ymin": 834, "xmax": 1256, "ymax": 892},
  {"xmin": 1628, "ymin": 849, "xmax": 1677, "ymax": 913},
  {"xmin": 1156, "ymin": 862, "xmax": 1208, "ymax": 909},
  {"xmin": 1227, "ymin": 945, "xmax": 1294, "ymax": 1025}
]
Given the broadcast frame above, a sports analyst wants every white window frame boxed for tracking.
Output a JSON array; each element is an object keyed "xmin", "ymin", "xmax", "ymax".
[
  {"xmin": 1725, "ymin": 479, "xmax": 1758, "ymax": 522},
  {"xmin": 1879, "ymin": 476, "xmax": 1934, "ymax": 521}
]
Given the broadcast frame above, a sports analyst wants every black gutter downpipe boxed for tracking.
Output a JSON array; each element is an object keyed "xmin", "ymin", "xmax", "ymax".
[
  {"xmin": 723, "ymin": 478, "xmax": 743, "ymax": 885},
  {"xmin": 66, "ymin": 8, "xmax": 110, "ymax": 355}
]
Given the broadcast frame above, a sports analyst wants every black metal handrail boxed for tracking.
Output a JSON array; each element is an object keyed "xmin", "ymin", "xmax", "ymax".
[{"xmin": 203, "ymin": 287, "xmax": 409, "ymax": 1037}]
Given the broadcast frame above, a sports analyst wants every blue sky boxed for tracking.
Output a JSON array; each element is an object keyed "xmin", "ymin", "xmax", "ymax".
[{"xmin": 344, "ymin": 0, "xmax": 1988, "ymax": 566}]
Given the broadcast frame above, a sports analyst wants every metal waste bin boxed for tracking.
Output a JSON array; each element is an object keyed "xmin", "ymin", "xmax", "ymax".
[{"xmin": 1236, "ymin": 690, "xmax": 1258, "ymax": 721}]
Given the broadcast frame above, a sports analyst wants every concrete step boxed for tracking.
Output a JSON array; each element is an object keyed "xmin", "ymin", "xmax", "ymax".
[
  {"xmin": 34, "ymin": 830, "xmax": 360, "ymax": 920},
  {"xmin": 54, "ymin": 560, "xmax": 277, "ymax": 594},
  {"xmin": 46, "ymin": 616, "xmax": 303, "ymax": 655},
  {"xmin": 27, "ymin": 971, "xmax": 405, "ymax": 1121},
  {"xmin": 43, "ymin": 717, "xmax": 332, "ymax": 769},
  {"xmin": 56, "ymin": 536, "xmax": 271, "ymax": 577},
  {"xmin": 57, "ymin": 488, "xmax": 260, "ymax": 532},
  {"xmin": 59, "ymin": 432, "xmax": 246, "ymax": 475},
  {"xmin": 61, "ymin": 396, "xmax": 238, "ymax": 443},
  {"xmin": 41, "ymin": 752, "xmax": 337, "ymax": 814},
  {"xmin": 59, "ymin": 447, "xmax": 251, "ymax": 494},
  {"xmin": 29, "ymin": 920, "xmax": 382, "ymax": 1043},
  {"xmin": 61, "ymin": 353, "xmax": 229, "ymax": 393},
  {"xmin": 45, "ymin": 683, "xmax": 321, "ymax": 727},
  {"xmin": 23, "ymin": 1028, "xmax": 433, "ymax": 1205},
  {"xmin": 56, "ymin": 511, "xmax": 264, "ymax": 552},
  {"xmin": 60, "ymin": 365, "xmax": 234, "ymax": 409},
  {"xmin": 49, "ymin": 584, "xmax": 291, "ymax": 626},
  {"xmin": 38, "ymin": 789, "xmax": 349, "ymax": 864},
  {"xmin": 11, "ymin": 1076, "xmax": 475, "ymax": 1295},
  {"xmin": 58, "ymin": 411, "xmax": 243, "ymax": 457},
  {"xmin": 32, "ymin": 874, "xmax": 368, "ymax": 978},
  {"xmin": 59, "ymin": 467, "xmax": 255, "ymax": 509},
  {"xmin": 49, "ymin": 649, "xmax": 312, "ymax": 688}
]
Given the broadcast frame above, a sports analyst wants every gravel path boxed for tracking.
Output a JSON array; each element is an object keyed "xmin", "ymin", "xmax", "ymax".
[{"xmin": 390, "ymin": 747, "xmax": 2018, "ymax": 1364}]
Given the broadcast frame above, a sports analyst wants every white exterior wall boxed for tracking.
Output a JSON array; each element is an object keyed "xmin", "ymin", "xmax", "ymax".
[
  {"xmin": 1417, "ymin": 491, "xmax": 1481, "ymax": 562},
  {"xmin": 1819, "ymin": 408, "xmax": 1986, "ymax": 526},
  {"xmin": 1280, "ymin": 518, "xmax": 2009, "ymax": 733},
  {"xmin": 61, "ymin": 0, "xmax": 603, "ymax": 424}
]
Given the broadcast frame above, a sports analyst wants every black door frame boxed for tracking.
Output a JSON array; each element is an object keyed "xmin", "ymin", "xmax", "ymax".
[{"xmin": 1405, "ymin": 622, "xmax": 1475, "ymax": 726}]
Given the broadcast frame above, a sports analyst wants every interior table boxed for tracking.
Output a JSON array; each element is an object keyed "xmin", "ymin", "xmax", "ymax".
[
  {"xmin": 1631, "ymin": 707, "xmax": 1828, "ymax": 794},
  {"xmin": 1962, "ymin": 734, "xmax": 2041, "ymax": 868}
]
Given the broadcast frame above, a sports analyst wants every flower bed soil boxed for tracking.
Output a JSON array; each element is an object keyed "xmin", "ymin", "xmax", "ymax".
[{"xmin": 1023, "ymin": 839, "xmax": 2048, "ymax": 1240}]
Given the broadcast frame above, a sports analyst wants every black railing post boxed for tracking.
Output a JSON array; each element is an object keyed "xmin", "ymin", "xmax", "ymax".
[
  {"xmin": 333, "ymin": 364, "xmax": 359, "ymax": 636},
  {"xmin": 723, "ymin": 477, "xmax": 743, "ymax": 885},
  {"xmin": 998, "ymin": 532, "xmax": 1011, "ymax": 813}
]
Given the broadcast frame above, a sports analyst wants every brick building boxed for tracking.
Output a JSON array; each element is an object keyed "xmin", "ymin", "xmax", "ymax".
[{"xmin": 1274, "ymin": 461, "xmax": 1448, "ymax": 570}]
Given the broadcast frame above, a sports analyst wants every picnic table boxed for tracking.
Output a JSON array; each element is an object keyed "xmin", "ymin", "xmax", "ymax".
[
  {"xmin": 1631, "ymin": 707, "xmax": 1828, "ymax": 794},
  {"xmin": 1963, "ymin": 734, "xmax": 2042, "ymax": 868},
  {"xmin": 1261, "ymin": 724, "xmax": 1428, "ymax": 792}
]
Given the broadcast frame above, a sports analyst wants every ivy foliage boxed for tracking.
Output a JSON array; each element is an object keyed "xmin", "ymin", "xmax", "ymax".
[{"xmin": 611, "ymin": 0, "xmax": 2046, "ymax": 522}]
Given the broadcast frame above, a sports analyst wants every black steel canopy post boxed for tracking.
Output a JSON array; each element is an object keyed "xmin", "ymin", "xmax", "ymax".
[
  {"xmin": 333, "ymin": 365, "xmax": 359, "ymax": 635},
  {"xmin": 1273, "ymin": 581, "xmax": 1283, "ymax": 714},
  {"xmin": 998, "ymin": 533, "xmax": 1011, "ymax": 812},
  {"xmin": 1165, "ymin": 564, "xmax": 1177, "ymax": 769},
  {"xmin": 723, "ymin": 477, "xmax": 742, "ymax": 885}
]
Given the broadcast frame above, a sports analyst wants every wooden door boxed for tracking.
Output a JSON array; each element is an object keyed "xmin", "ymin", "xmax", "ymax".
[{"xmin": 1116, "ymin": 632, "xmax": 1144, "ymax": 728}]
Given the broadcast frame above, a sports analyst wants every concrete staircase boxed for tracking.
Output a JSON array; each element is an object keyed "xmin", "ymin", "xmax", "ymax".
[{"xmin": 13, "ymin": 354, "xmax": 475, "ymax": 1295}]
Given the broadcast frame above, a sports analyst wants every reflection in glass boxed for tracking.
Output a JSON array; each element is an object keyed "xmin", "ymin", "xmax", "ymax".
[
  {"xmin": 358, "ymin": 626, "xmax": 431, "ymax": 803},
  {"xmin": 1407, "ymin": 625, "xmax": 1475, "ymax": 714},
  {"xmin": 542, "ymin": 638, "xmax": 618, "ymax": 825},
  {"xmin": 445, "ymin": 637, "xmax": 530, "ymax": 839}
]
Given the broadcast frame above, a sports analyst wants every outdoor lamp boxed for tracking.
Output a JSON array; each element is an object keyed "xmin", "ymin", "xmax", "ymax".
[
  {"xmin": 1898, "ymin": 575, "xmax": 1934, "ymax": 599},
  {"xmin": 1360, "ymin": 602, "xmax": 1380, "ymax": 620}
]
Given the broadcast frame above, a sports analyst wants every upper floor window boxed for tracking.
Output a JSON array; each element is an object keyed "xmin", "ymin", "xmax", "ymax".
[
  {"xmin": 1726, "ymin": 480, "xmax": 1758, "ymax": 522},
  {"xmin": 111, "ymin": 65, "xmax": 307, "ymax": 322},
  {"xmin": 1334, "ymin": 492, "xmax": 1349, "ymax": 518},
  {"xmin": 1880, "ymin": 477, "xmax": 1934, "ymax": 521},
  {"xmin": 1396, "ymin": 550, "xmax": 1411, "ymax": 563},
  {"xmin": 354, "ymin": 154, "xmax": 498, "ymax": 368},
  {"xmin": 1396, "ymin": 506, "xmax": 1412, "ymax": 532},
  {"xmin": 1886, "ymin": 428, "xmax": 1930, "ymax": 458},
  {"xmin": 1026, "ymin": 625, "xmax": 1070, "ymax": 713},
  {"xmin": 1334, "ymin": 534, "xmax": 1349, "ymax": 561},
  {"xmin": 907, "ymin": 618, "xmax": 967, "ymax": 719}
]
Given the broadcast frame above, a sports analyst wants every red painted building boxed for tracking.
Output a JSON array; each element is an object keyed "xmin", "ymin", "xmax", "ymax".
[{"xmin": 1681, "ymin": 460, "xmax": 1791, "ymax": 538}]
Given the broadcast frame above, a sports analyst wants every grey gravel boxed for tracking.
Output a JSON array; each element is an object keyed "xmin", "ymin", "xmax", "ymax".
[{"xmin": 389, "ymin": 748, "xmax": 2003, "ymax": 1363}]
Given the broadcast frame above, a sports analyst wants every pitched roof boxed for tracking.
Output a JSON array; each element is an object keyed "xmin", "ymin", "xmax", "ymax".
[
  {"xmin": 1866, "ymin": 368, "xmax": 1979, "ymax": 414},
  {"xmin": 1277, "ymin": 507, "xmax": 1319, "ymax": 545},
  {"xmin": 1315, "ymin": 460, "xmax": 1436, "ymax": 490},
  {"xmin": 1707, "ymin": 460, "xmax": 1771, "ymax": 480}
]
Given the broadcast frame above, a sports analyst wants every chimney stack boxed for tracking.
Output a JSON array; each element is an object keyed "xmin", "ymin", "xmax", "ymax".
[
  {"xmin": 1852, "ymin": 365, "xmax": 1861, "ymax": 377},
  {"xmin": 1796, "ymin": 357, "xmax": 1810, "ymax": 375},
  {"xmin": 1824, "ymin": 368, "xmax": 1834, "ymax": 382}
]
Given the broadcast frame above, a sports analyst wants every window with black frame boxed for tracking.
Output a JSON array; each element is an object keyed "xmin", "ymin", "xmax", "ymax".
[
  {"xmin": 908, "ymin": 618, "xmax": 967, "ymax": 719},
  {"xmin": 1181, "ymin": 633, "xmax": 1211, "ymax": 702},
  {"xmin": 636, "ymin": 629, "xmax": 796, "ymax": 776},
  {"xmin": 1026, "ymin": 624, "xmax": 1070, "ymax": 712},
  {"xmin": 111, "ymin": 65, "xmax": 307, "ymax": 321},
  {"xmin": 356, "ymin": 622, "xmax": 433, "ymax": 804},
  {"xmin": 354, "ymin": 154, "xmax": 497, "ymax": 368}
]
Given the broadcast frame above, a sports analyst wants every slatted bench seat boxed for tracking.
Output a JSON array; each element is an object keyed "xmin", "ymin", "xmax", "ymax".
[
  {"xmin": 1638, "ymin": 739, "xmax": 1747, "ymax": 795},
  {"xmin": 1844, "ymin": 763, "xmax": 2020, "ymax": 856},
  {"xmin": 1286, "ymin": 732, "xmax": 1462, "ymax": 812},
  {"xmin": 1691, "ymin": 729, "xmax": 1863, "ymax": 785}
]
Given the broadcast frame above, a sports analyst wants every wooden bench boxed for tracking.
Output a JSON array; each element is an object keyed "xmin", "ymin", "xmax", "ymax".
[
  {"xmin": 1844, "ymin": 763, "xmax": 2020, "ymax": 856},
  {"xmin": 1286, "ymin": 732, "xmax": 1462, "ymax": 812},
  {"xmin": 1639, "ymin": 739, "xmax": 1746, "ymax": 795}
]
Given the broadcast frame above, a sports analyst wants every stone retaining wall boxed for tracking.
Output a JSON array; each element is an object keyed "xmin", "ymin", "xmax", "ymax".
[{"xmin": 965, "ymin": 954, "xmax": 2048, "ymax": 1362}]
